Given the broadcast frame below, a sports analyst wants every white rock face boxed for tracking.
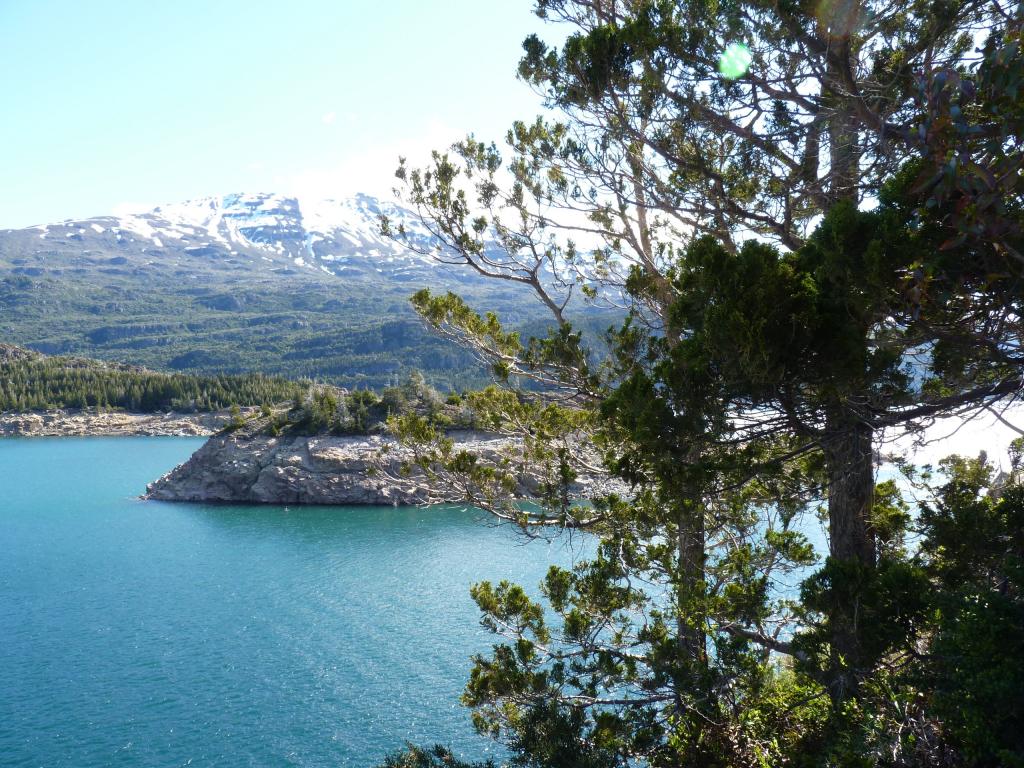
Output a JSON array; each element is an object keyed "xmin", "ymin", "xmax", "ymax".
[{"xmin": 145, "ymin": 429, "xmax": 619, "ymax": 506}]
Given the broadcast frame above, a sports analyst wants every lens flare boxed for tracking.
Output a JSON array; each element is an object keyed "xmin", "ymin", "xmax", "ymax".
[{"xmin": 718, "ymin": 42, "xmax": 752, "ymax": 80}]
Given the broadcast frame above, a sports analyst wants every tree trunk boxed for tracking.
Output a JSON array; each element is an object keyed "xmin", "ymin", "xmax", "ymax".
[
  {"xmin": 821, "ymin": 31, "xmax": 873, "ymax": 703},
  {"xmin": 674, "ymin": 504, "xmax": 708, "ymax": 710},
  {"xmin": 824, "ymin": 414, "xmax": 877, "ymax": 703},
  {"xmin": 677, "ymin": 517, "xmax": 708, "ymax": 655},
  {"xmin": 666, "ymin": 504, "xmax": 711, "ymax": 765},
  {"xmin": 827, "ymin": 418, "xmax": 876, "ymax": 565},
  {"xmin": 825, "ymin": 46, "xmax": 860, "ymax": 204}
]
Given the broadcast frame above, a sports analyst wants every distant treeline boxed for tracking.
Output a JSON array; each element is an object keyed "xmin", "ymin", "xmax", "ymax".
[{"xmin": 0, "ymin": 350, "xmax": 307, "ymax": 413}]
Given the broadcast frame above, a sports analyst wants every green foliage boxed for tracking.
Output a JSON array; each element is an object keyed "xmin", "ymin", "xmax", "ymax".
[
  {"xmin": 909, "ymin": 16, "xmax": 1024, "ymax": 256},
  {"xmin": 382, "ymin": 370, "xmax": 445, "ymax": 418},
  {"xmin": 227, "ymin": 403, "xmax": 246, "ymax": 429},
  {"xmin": 797, "ymin": 556, "xmax": 930, "ymax": 683},
  {"xmin": 284, "ymin": 374, "xmax": 475, "ymax": 437},
  {"xmin": 916, "ymin": 457, "xmax": 1024, "ymax": 766},
  {"xmin": 294, "ymin": 386, "xmax": 341, "ymax": 432},
  {"xmin": 376, "ymin": 744, "xmax": 496, "ymax": 768}
]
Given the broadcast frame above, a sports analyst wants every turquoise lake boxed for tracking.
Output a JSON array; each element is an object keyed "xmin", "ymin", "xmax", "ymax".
[{"xmin": 0, "ymin": 438, "xmax": 586, "ymax": 767}]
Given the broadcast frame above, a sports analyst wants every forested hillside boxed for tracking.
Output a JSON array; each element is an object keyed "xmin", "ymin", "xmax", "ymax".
[{"xmin": 0, "ymin": 193, "xmax": 619, "ymax": 390}]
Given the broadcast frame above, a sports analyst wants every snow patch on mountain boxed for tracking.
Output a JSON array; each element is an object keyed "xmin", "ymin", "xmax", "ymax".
[
  {"xmin": 7, "ymin": 191, "xmax": 511, "ymax": 293},
  {"xmin": 91, "ymin": 192, "xmax": 451, "ymax": 280}
]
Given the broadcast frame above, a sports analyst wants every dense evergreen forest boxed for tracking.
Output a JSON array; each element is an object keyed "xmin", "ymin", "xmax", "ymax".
[{"xmin": 0, "ymin": 344, "xmax": 306, "ymax": 412}]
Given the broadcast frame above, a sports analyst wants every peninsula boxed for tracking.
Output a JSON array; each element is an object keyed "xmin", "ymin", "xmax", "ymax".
[{"xmin": 144, "ymin": 428, "xmax": 616, "ymax": 506}]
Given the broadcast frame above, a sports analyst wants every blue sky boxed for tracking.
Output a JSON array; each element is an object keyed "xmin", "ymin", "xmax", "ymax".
[{"xmin": 0, "ymin": 1, "xmax": 550, "ymax": 228}]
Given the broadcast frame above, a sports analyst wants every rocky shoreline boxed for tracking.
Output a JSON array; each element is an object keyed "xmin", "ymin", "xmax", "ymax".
[
  {"xmin": 0, "ymin": 409, "xmax": 242, "ymax": 437},
  {"xmin": 145, "ymin": 429, "xmax": 619, "ymax": 506},
  {"xmin": 0, "ymin": 410, "xmax": 620, "ymax": 506}
]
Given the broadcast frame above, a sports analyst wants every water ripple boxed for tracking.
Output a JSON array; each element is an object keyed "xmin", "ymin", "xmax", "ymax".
[{"xmin": 0, "ymin": 438, "xmax": 588, "ymax": 766}]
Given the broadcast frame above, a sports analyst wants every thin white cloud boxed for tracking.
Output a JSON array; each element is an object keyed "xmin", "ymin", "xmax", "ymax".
[{"xmin": 321, "ymin": 111, "xmax": 337, "ymax": 125}]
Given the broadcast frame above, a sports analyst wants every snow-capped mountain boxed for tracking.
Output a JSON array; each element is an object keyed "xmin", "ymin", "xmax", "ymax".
[
  {"xmin": 14, "ymin": 192, "xmax": 463, "ymax": 285},
  {"xmin": 0, "ymin": 191, "xmax": 571, "ymax": 386}
]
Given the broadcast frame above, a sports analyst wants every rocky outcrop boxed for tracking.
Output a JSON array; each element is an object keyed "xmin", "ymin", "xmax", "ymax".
[
  {"xmin": 145, "ymin": 429, "xmax": 620, "ymax": 505},
  {"xmin": 0, "ymin": 409, "xmax": 238, "ymax": 437},
  {"xmin": 0, "ymin": 343, "xmax": 41, "ymax": 363}
]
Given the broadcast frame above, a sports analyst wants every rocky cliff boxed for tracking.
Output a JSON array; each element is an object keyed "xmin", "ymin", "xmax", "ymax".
[{"xmin": 145, "ymin": 429, "xmax": 619, "ymax": 506}]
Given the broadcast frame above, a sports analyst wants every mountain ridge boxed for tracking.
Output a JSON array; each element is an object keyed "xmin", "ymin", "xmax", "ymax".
[
  {"xmin": 18, "ymin": 191, "xmax": 463, "ymax": 285},
  {"xmin": 0, "ymin": 192, "xmax": 608, "ymax": 389}
]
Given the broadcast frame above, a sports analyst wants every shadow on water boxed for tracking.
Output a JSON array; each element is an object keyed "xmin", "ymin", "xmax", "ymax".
[{"xmin": 151, "ymin": 499, "xmax": 593, "ymax": 565}]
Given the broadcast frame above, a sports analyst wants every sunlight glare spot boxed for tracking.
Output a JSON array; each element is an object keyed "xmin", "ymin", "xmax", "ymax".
[{"xmin": 718, "ymin": 43, "xmax": 752, "ymax": 80}]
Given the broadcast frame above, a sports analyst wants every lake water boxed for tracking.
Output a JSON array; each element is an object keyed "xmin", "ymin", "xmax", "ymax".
[{"xmin": 0, "ymin": 438, "xmax": 587, "ymax": 767}]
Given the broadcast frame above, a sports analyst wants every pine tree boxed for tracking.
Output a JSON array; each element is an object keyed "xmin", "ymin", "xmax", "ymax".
[{"xmin": 381, "ymin": 1, "xmax": 1023, "ymax": 764}]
